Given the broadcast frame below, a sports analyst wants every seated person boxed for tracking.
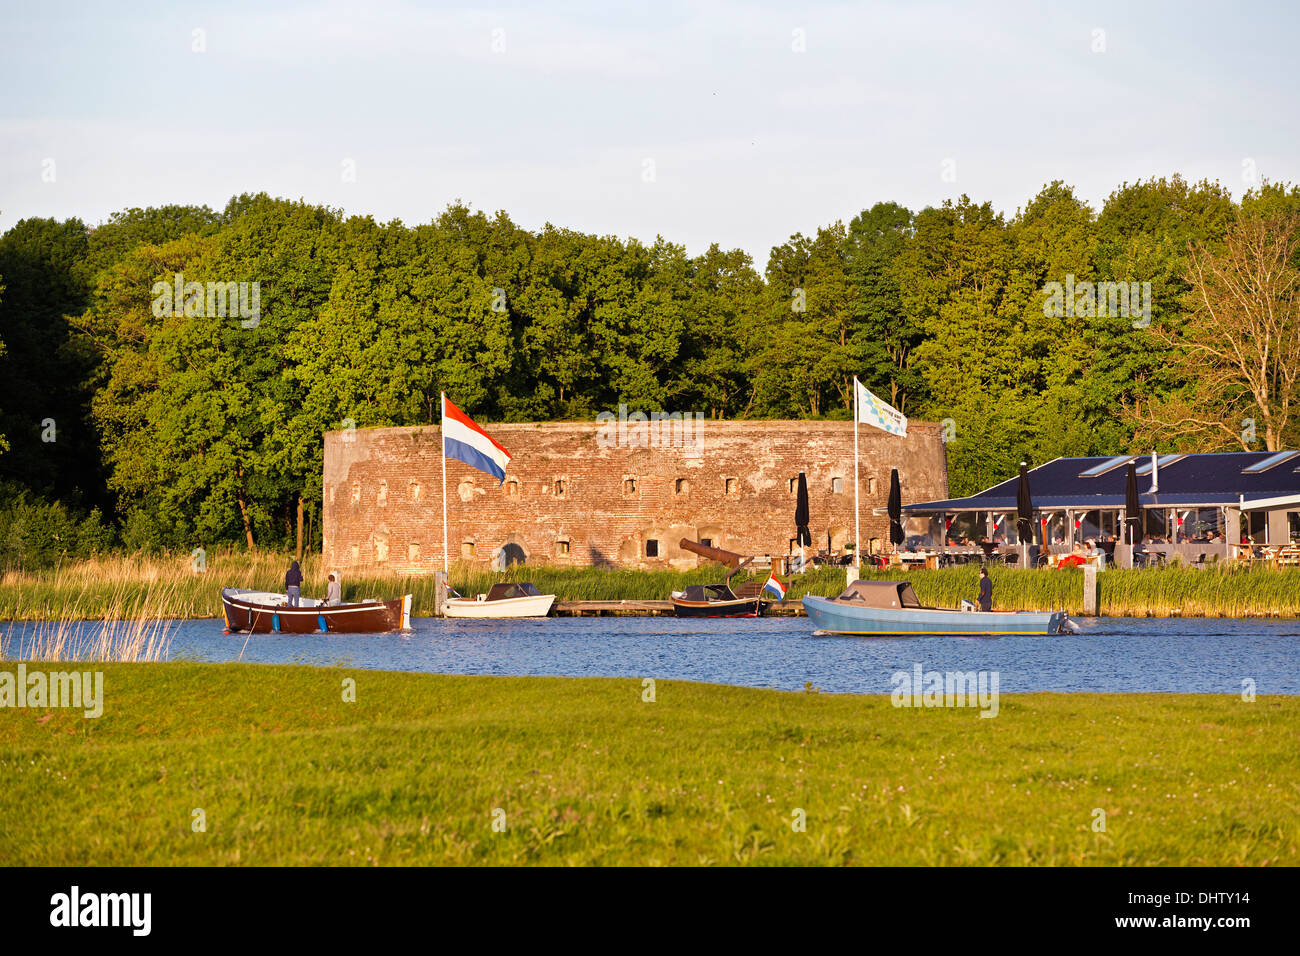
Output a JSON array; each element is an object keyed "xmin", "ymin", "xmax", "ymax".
[{"xmin": 1056, "ymin": 540, "xmax": 1090, "ymax": 569}]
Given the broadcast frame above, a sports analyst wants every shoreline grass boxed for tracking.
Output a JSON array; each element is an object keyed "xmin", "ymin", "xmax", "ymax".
[
  {"xmin": 2, "ymin": 551, "xmax": 1300, "ymax": 620},
  {"xmin": 0, "ymin": 663, "xmax": 1294, "ymax": 866}
]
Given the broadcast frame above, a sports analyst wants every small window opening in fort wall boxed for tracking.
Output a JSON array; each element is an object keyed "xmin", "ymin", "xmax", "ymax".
[
  {"xmin": 507, "ymin": 478, "xmax": 520, "ymax": 497},
  {"xmin": 624, "ymin": 477, "xmax": 637, "ymax": 495},
  {"xmin": 725, "ymin": 477, "xmax": 738, "ymax": 495},
  {"xmin": 788, "ymin": 477, "xmax": 797, "ymax": 493},
  {"xmin": 868, "ymin": 477, "xmax": 877, "ymax": 495},
  {"xmin": 554, "ymin": 478, "xmax": 566, "ymax": 497},
  {"xmin": 698, "ymin": 525, "xmax": 723, "ymax": 552},
  {"xmin": 462, "ymin": 540, "xmax": 475, "ymax": 559},
  {"xmin": 646, "ymin": 539, "xmax": 659, "ymax": 557},
  {"xmin": 832, "ymin": 476, "xmax": 843, "ymax": 494},
  {"xmin": 675, "ymin": 477, "xmax": 688, "ymax": 494},
  {"xmin": 408, "ymin": 542, "xmax": 420, "ymax": 562},
  {"xmin": 556, "ymin": 539, "xmax": 570, "ymax": 556},
  {"xmin": 409, "ymin": 480, "xmax": 421, "ymax": 501}
]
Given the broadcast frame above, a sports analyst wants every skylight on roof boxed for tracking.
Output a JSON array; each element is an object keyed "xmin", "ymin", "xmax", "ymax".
[
  {"xmin": 1136, "ymin": 454, "xmax": 1187, "ymax": 476},
  {"xmin": 1242, "ymin": 450, "xmax": 1300, "ymax": 474},
  {"xmin": 1078, "ymin": 455, "xmax": 1137, "ymax": 478}
]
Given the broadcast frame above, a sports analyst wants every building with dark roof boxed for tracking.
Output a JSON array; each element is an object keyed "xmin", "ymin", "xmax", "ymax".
[{"xmin": 902, "ymin": 451, "xmax": 1300, "ymax": 557}]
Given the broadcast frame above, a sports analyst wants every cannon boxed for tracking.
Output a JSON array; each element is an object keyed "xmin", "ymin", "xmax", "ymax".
[{"xmin": 679, "ymin": 538, "xmax": 755, "ymax": 581}]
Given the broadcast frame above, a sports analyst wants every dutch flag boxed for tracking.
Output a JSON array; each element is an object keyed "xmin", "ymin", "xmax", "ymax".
[
  {"xmin": 762, "ymin": 573, "xmax": 787, "ymax": 602},
  {"xmin": 442, "ymin": 395, "xmax": 512, "ymax": 483}
]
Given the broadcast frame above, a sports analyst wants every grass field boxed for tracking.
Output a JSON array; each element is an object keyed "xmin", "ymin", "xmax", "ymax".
[
  {"xmin": 3, "ymin": 551, "xmax": 1300, "ymax": 621},
  {"xmin": 0, "ymin": 663, "xmax": 1295, "ymax": 866}
]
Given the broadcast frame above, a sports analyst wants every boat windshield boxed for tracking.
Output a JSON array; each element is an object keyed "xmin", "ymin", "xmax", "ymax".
[
  {"xmin": 485, "ymin": 582, "xmax": 542, "ymax": 600},
  {"xmin": 678, "ymin": 584, "xmax": 737, "ymax": 601}
]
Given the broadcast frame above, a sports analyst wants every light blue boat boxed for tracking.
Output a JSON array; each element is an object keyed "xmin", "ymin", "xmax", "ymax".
[{"xmin": 802, "ymin": 580, "xmax": 1069, "ymax": 636}]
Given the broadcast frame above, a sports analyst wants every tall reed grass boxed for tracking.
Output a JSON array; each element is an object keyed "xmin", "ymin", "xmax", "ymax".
[
  {"xmin": 850, "ymin": 564, "xmax": 1300, "ymax": 617},
  {"xmin": 0, "ymin": 581, "xmax": 179, "ymax": 662},
  {"xmin": 1, "ymin": 550, "xmax": 1298, "ymax": 620}
]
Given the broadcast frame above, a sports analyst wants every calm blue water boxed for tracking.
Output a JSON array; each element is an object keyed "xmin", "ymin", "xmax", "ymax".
[{"xmin": 8, "ymin": 616, "xmax": 1289, "ymax": 695}]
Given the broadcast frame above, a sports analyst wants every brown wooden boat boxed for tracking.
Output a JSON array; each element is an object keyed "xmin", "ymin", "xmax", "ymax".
[{"xmin": 221, "ymin": 588, "xmax": 412, "ymax": 634}]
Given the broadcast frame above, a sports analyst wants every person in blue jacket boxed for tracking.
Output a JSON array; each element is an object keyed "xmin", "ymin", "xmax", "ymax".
[
  {"xmin": 285, "ymin": 559, "xmax": 303, "ymax": 607},
  {"xmin": 977, "ymin": 567, "xmax": 993, "ymax": 612}
]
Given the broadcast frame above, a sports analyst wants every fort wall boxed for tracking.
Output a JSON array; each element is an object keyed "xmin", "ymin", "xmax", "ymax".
[{"xmin": 322, "ymin": 419, "xmax": 948, "ymax": 571}]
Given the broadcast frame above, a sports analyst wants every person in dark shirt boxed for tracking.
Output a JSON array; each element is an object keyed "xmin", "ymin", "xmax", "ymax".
[
  {"xmin": 977, "ymin": 567, "xmax": 993, "ymax": 612},
  {"xmin": 285, "ymin": 559, "xmax": 303, "ymax": 607}
]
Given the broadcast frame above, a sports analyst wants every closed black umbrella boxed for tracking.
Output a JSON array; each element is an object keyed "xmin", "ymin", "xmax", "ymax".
[
  {"xmin": 795, "ymin": 472, "xmax": 811, "ymax": 547},
  {"xmin": 1125, "ymin": 461, "xmax": 1144, "ymax": 545},
  {"xmin": 887, "ymin": 467, "xmax": 905, "ymax": 547},
  {"xmin": 1016, "ymin": 462, "xmax": 1034, "ymax": 544}
]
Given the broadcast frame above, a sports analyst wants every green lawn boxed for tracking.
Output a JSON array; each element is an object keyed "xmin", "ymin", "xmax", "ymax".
[{"xmin": 1, "ymin": 664, "xmax": 1295, "ymax": 865}]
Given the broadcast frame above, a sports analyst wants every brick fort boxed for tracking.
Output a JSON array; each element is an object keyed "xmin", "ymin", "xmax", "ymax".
[{"xmin": 322, "ymin": 419, "xmax": 949, "ymax": 571}]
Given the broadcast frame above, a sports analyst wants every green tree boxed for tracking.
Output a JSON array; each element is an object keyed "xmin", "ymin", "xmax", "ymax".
[
  {"xmin": 750, "ymin": 223, "xmax": 857, "ymax": 418},
  {"xmin": 844, "ymin": 202, "xmax": 920, "ymax": 412},
  {"xmin": 0, "ymin": 217, "xmax": 96, "ymax": 502}
]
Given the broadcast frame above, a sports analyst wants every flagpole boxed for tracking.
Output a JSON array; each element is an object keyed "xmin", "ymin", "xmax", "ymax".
[
  {"xmin": 441, "ymin": 392, "xmax": 449, "ymax": 575},
  {"xmin": 853, "ymin": 376, "xmax": 860, "ymax": 565}
]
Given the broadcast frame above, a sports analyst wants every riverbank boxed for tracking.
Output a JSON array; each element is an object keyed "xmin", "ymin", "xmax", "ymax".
[
  {"xmin": 0, "ymin": 663, "xmax": 1293, "ymax": 865},
  {"xmin": 3, "ymin": 552, "xmax": 1300, "ymax": 620}
]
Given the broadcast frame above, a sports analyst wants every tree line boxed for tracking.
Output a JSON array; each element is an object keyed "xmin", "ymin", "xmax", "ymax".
[{"xmin": 1, "ymin": 176, "xmax": 1298, "ymax": 566}]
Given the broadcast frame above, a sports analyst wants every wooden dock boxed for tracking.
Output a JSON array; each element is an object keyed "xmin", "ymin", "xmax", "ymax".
[{"xmin": 553, "ymin": 600, "xmax": 806, "ymax": 617}]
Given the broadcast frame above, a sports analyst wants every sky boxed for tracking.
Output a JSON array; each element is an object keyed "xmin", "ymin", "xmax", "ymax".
[{"xmin": 2, "ymin": 0, "xmax": 1298, "ymax": 266}]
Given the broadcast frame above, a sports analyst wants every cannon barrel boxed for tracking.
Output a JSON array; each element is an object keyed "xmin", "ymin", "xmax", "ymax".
[{"xmin": 679, "ymin": 538, "xmax": 745, "ymax": 568}]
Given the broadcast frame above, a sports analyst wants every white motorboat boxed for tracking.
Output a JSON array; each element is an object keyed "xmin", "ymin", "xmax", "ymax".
[{"xmin": 442, "ymin": 581, "xmax": 556, "ymax": 618}]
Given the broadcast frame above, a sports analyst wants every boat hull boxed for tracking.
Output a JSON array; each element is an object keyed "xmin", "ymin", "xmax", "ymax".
[
  {"xmin": 442, "ymin": 594, "xmax": 556, "ymax": 618},
  {"xmin": 222, "ymin": 589, "xmax": 411, "ymax": 634},
  {"xmin": 802, "ymin": 595, "xmax": 1066, "ymax": 636},
  {"xmin": 670, "ymin": 597, "xmax": 764, "ymax": 618}
]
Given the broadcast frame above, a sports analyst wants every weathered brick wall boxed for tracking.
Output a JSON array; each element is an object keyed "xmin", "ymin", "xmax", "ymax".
[{"xmin": 322, "ymin": 420, "xmax": 948, "ymax": 571}]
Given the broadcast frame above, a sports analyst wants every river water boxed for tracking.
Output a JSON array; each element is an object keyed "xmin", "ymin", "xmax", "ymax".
[{"xmin": 6, "ymin": 616, "xmax": 1293, "ymax": 695}]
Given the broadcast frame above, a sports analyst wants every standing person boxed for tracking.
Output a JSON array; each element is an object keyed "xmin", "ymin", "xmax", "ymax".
[
  {"xmin": 977, "ymin": 567, "xmax": 993, "ymax": 612},
  {"xmin": 326, "ymin": 573, "xmax": 341, "ymax": 606},
  {"xmin": 285, "ymin": 559, "xmax": 303, "ymax": 607}
]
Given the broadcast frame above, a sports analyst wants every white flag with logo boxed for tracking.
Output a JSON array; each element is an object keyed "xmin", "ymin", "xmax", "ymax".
[{"xmin": 855, "ymin": 379, "xmax": 907, "ymax": 437}]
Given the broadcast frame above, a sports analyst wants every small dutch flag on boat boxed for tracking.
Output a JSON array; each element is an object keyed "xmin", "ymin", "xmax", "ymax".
[{"xmin": 762, "ymin": 573, "xmax": 787, "ymax": 602}]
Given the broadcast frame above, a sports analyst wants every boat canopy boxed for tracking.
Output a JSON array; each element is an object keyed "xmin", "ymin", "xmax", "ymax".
[
  {"xmin": 835, "ymin": 580, "xmax": 923, "ymax": 609},
  {"xmin": 485, "ymin": 582, "xmax": 543, "ymax": 600}
]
